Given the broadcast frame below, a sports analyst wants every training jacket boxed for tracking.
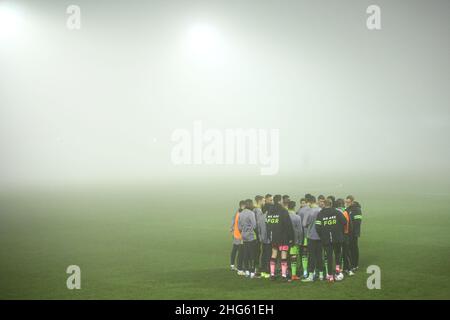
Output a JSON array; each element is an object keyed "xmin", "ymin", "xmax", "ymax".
[
  {"xmin": 297, "ymin": 206, "xmax": 308, "ymax": 220},
  {"xmin": 315, "ymin": 207, "xmax": 347, "ymax": 244},
  {"xmin": 297, "ymin": 206, "xmax": 309, "ymax": 244},
  {"xmin": 289, "ymin": 210, "xmax": 303, "ymax": 245},
  {"xmin": 230, "ymin": 210, "xmax": 242, "ymax": 245},
  {"xmin": 253, "ymin": 207, "xmax": 264, "ymax": 242},
  {"xmin": 262, "ymin": 203, "xmax": 274, "ymax": 215},
  {"xmin": 238, "ymin": 208, "xmax": 257, "ymax": 242},
  {"xmin": 266, "ymin": 203, "xmax": 295, "ymax": 245},
  {"xmin": 257, "ymin": 211, "xmax": 270, "ymax": 244},
  {"xmin": 337, "ymin": 207, "xmax": 352, "ymax": 235},
  {"xmin": 346, "ymin": 202, "xmax": 362, "ymax": 237},
  {"xmin": 304, "ymin": 205, "xmax": 321, "ymax": 240}
]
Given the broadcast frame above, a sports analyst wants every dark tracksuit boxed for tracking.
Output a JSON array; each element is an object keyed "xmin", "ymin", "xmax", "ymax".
[
  {"xmin": 315, "ymin": 207, "xmax": 347, "ymax": 276},
  {"xmin": 266, "ymin": 203, "xmax": 295, "ymax": 276},
  {"xmin": 262, "ymin": 203, "xmax": 274, "ymax": 216},
  {"xmin": 347, "ymin": 203, "xmax": 362, "ymax": 269},
  {"xmin": 266, "ymin": 204, "xmax": 295, "ymax": 247}
]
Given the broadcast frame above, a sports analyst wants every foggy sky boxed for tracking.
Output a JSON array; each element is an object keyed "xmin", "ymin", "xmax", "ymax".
[{"xmin": 0, "ymin": 0, "xmax": 449, "ymax": 188}]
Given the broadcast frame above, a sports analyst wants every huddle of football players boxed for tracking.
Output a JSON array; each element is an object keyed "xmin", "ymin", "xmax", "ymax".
[{"xmin": 229, "ymin": 194, "xmax": 362, "ymax": 282}]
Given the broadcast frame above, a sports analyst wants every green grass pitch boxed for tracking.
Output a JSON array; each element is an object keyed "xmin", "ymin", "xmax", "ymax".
[{"xmin": 0, "ymin": 177, "xmax": 449, "ymax": 299}]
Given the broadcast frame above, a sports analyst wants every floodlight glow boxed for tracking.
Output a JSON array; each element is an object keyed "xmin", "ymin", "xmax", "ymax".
[
  {"xmin": 187, "ymin": 24, "xmax": 219, "ymax": 53},
  {"xmin": 185, "ymin": 23, "xmax": 227, "ymax": 63},
  {"xmin": 0, "ymin": 4, "xmax": 22, "ymax": 40}
]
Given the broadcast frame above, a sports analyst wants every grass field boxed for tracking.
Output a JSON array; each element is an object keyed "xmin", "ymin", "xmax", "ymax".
[{"xmin": 0, "ymin": 176, "xmax": 449, "ymax": 299}]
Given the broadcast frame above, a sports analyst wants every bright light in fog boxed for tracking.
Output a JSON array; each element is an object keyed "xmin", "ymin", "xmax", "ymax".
[
  {"xmin": 187, "ymin": 24, "xmax": 219, "ymax": 54},
  {"xmin": 0, "ymin": 4, "xmax": 22, "ymax": 40},
  {"xmin": 185, "ymin": 23, "xmax": 228, "ymax": 64}
]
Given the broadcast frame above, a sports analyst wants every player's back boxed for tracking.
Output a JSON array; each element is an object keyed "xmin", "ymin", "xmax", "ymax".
[
  {"xmin": 297, "ymin": 205, "xmax": 309, "ymax": 227},
  {"xmin": 238, "ymin": 209, "xmax": 257, "ymax": 241},
  {"xmin": 316, "ymin": 207, "xmax": 346, "ymax": 243},
  {"xmin": 289, "ymin": 212, "xmax": 302, "ymax": 244},
  {"xmin": 266, "ymin": 204, "xmax": 291, "ymax": 244},
  {"xmin": 306, "ymin": 206, "xmax": 321, "ymax": 240}
]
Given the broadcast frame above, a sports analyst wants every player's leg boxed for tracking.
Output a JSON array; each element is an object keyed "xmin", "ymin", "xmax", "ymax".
[
  {"xmin": 242, "ymin": 241, "xmax": 250, "ymax": 277},
  {"xmin": 353, "ymin": 236, "xmax": 359, "ymax": 270},
  {"xmin": 334, "ymin": 241, "xmax": 343, "ymax": 274},
  {"xmin": 276, "ymin": 255, "xmax": 281, "ymax": 276},
  {"xmin": 289, "ymin": 245, "xmax": 300, "ymax": 280},
  {"xmin": 254, "ymin": 240, "xmax": 261, "ymax": 275},
  {"xmin": 260, "ymin": 243, "xmax": 270, "ymax": 278},
  {"xmin": 342, "ymin": 236, "xmax": 351, "ymax": 274},
  {"xmin": 230, "ymin": 244, "xmax": 238, "ymax": 270},
  {"xmin": 333, "ymin": 241, "xmax": 344, "ymax": 280},
  {"xmin": 236, "ymin": 243, "xmax": 244, "ymax": 274},
  {"xmin": 324, "ymin": 243, "xmax": 334, "ymax": 281},
  {"xmin": 349, "ymin": 236, "xmax": 355, "ymax": 270},
  {"xmin": 316, "ymin": 241, "xmax": 324, "ymax": 280},
  {"xmin": 280, "ymin": 246, "xmax": 289, "ymax": 280},
  {"xmin": 265, "ymin": 243, "xmax": 272, "ymax": 278},
  {"xmin": 301, "ymin": 237, "xmax": 309, "ymax": 278},
  {"xmin": 322, "ymin": 246, "xmax": 328, "ymax": 279},
  {"xmin": 245, "ymin": 241, "xmax": 254, "ymax": 277},
  {"xmin": 307, "ymin": 240, "xmax": 315, "ymax": 276},
  {"xmin": 269, "ymin": 245, "xmax": 279, "ymax": 279},
  {"xmin": 302, "ymin": 240, "xmax": 316, "ymax": 282},
  {"xmin": 349, "ymin": 235, "xmax": 359, "ymax": 271},
  {"xmin": 249, "ymin": 240, "xmax": 257, "ymax": 278},
  {"xmin": 260, "ymin": 243, "xmax": 267, "ymax": 276}
]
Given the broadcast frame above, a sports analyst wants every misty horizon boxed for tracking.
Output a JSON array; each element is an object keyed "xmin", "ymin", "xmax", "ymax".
[{"xmin": 1, "ymin": 0, "xmax": 449, "ymax": 188}]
